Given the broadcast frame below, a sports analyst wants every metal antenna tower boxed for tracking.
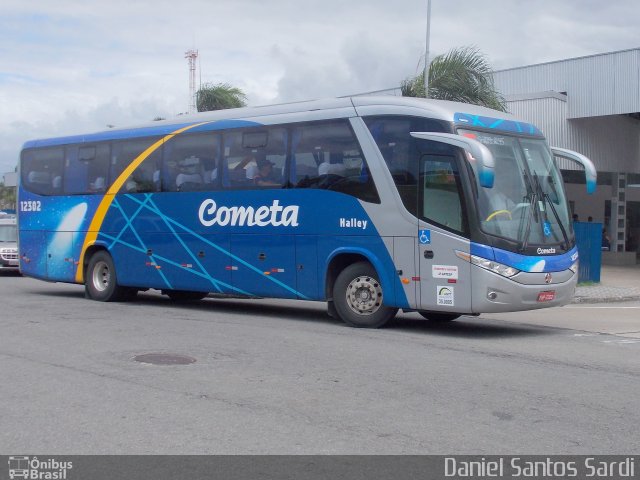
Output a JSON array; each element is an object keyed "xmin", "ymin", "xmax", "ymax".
[{"xmin": 185, "ymin": 49, "xmax": 198, "ymax": 114}]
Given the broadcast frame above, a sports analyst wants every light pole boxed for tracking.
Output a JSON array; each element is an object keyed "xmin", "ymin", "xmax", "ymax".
[{"xmin": 423, "ymin": 0, "xmax": 432, "ymax": 98}]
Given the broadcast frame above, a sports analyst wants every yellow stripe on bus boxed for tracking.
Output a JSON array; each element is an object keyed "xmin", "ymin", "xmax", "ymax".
[{"xmin": 74, "ymin": 122, "xmax": 209, "ymax": 283}]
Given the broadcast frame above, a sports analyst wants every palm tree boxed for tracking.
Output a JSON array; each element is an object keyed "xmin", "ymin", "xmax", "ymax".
[
  {"xmin": 196, "ymin": 83, "xmax": 247, "ymax": 112},
  {"xmin": 401, "ymin": 46, "xmax": 506, "ymax": 112}
]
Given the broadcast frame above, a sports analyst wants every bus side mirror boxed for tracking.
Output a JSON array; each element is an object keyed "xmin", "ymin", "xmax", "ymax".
[
  {"xmin": 410, "ymin": 132, "xmax": 495, "ymax": 188},
  {"xmin": 550, "ymin": 146, "xmax": 597, "ymax": 194}
]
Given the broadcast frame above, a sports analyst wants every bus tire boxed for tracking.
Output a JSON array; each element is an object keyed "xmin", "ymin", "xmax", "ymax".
[
  {"xmin": 85, "ymin": 251, "xmax": 128, "ymax": 302},
  {"xmin": 165, "ymin": 290, "xmax": 208, "ymax": 302},
  {"xmin": 333, "ymin": 262, "xmax": 397, "ymax": 328},
  {"xmin": 418, "ymin": 311, "xmax": 460, "ymax": 322}
]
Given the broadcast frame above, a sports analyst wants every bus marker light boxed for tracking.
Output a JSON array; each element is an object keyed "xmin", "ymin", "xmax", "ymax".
[
  {"xmin": 264, "ymin": 271, "xmax": 271, "ymax": 275},
  {"xmin": 225, "ymin": 266, "xmax": 238, "ymax": 271},
  {"xmin": 448, "ymin": 279, "xmax": 457, "ymax": 284},
  {"xmin": 412, "ymin": 277, "xmax": 421, "ymax": 282},
  {"xmin": 271, "ymin": 268, "xmax": 285, "ymax": 273},
  {"xmin": 401, "ymin": 278, "xmax": 410, "ymax": 284}
]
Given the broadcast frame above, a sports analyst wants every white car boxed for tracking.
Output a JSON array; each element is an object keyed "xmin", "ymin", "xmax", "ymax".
[{"xmin": 0, "ymin": 213, "xmax": 18, "ymax": 271}]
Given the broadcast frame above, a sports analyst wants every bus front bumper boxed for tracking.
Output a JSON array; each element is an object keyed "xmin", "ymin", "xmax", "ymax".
[{"xmin": 471, "ymin": 266, "xmax": 577, "ymax": 313}]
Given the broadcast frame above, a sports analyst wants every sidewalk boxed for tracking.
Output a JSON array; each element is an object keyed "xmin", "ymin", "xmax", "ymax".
[{"xmin": 573, "ymin": 263, "xmax": 640, "ymax": 303}]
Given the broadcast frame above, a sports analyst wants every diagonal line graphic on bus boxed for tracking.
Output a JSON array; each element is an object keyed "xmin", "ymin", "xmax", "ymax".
[
  {"xmin": 106, "ymin": 196, "xmax": 173, "ymax": 289},
  {"xmin": 107, "ymin": 194, "xmax": 154, "ymax": 251},
  {"xmin": 123, "ymin": 194, "xmax": 309, "ymax": 299},
  {"xmin": 98, "ymin": 232, "xmax": 248, "ymax": 295},
  {"xmin": 99, "ymin": 194, "xmax": 251, "ymax": 295},
  {"xmin": 145, "ymin": 194, "xmax": 225, "ymax": 293}
]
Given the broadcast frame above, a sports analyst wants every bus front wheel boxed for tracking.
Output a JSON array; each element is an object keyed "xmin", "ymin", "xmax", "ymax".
[
  {"xmin": 333, "ymin": 262, "xmax": 397, "ymax": 328},
  {"xmin": 85, "ymin": 251, "xmax": 129, "ymax": 302}
]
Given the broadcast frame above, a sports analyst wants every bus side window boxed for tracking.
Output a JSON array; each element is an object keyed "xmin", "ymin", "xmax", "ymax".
[
  {"xmin": 221, "ymin": 127, "xmax": 286, "ymax": 189},
  {"xmin": 112, "ymin": 138, "xmax": 162, "ymax": 194},
  {"xmin": 292, "ymin": 120, "xmax": 380, "ymax": 203},
  {"xmin": 63, "ymin": 144, "xmax": 111, "ymax": 194},
  {"xmin": 21, "ymin": 147, "xmax": 65, "ymax": 196},
  {"xmin": 421, "ymin": 154, "xmax": 468, "ymax": 235},
  {"xmin": 162, "ymin": 132, "xmax": 220, "ymax": 192}
]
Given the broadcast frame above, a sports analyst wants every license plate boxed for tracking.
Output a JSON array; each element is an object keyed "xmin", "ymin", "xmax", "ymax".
[{"xmin": 537, "ymin": 291, "xmax": 556, "ymax": 302}]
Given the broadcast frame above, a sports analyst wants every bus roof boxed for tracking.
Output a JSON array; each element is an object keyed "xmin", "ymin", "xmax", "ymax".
[{"xmin": 21, "ymin": 96, "xmax": 538, "ymax": 150}]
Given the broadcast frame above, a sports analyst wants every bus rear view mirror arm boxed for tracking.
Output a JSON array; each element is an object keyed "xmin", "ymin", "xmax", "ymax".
[
  {"xmin": 410, "ymin": 132, "xmax": 495, "ymax": 188},
  {"xmin": 550, "ymin": 146, "xmax": 597, "ymax": 194}
]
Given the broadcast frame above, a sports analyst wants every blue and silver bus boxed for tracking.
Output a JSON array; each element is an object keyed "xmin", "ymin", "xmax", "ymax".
[{"xmin": 18, "ymin": 96, "xmax": 596, "ymax": 327}]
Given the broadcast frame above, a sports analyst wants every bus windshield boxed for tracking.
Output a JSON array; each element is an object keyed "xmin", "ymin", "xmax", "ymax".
[{"xmin": 459, "ymin": 129, "xmax": 571, "ymax": 248}]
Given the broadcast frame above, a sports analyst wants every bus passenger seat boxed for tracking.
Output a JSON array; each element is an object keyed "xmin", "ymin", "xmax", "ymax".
[
  {"xmin": 52, "ymin": 175, "xmax": 63, "ymax": 190},
  {"xmin": 245, "ymin": 164, "xmax": 259, "ymax": 180},
  {"xmin": 28, "ymin": 171, "xmax": 51, "ymax": 185},
  {"xmin": 318, "ymin": 162, "xmax": 346, "ymax": 176},
  {"xmin": 176, "ymin": 173, "xmax": 203, "ymax": 191},
  {"xmin": 153, "ymin": 170, "xmax": 161, "ymax": 189},
  {"xmin": 91, "ymin": 177, "xmax": 105, "ymax": 192}
]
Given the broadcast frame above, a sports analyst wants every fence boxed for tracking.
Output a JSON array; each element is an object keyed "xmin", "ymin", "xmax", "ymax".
[{"xmin": 573, "ymin": 221, "xmax": 602, "ymax": 283}]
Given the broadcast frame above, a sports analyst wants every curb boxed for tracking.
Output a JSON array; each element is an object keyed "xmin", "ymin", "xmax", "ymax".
[{"xmin": 572, "ymin": 295, "xmax": 640, "ymax": 304}]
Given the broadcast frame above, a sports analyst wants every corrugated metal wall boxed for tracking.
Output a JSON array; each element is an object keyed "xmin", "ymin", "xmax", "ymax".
[
  {"xmin": 495, "ymin": 49, "xmax": 640, "ymax": 174},
  {"xmin": 494, "ymin": 48, "xmax": 640, "ymax": 119},
  {"xmin": 505, "ymin": 96, "xmax": 640, "ymax": 173}
]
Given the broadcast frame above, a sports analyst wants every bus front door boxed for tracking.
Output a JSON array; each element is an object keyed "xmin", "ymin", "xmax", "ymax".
[{"xmin": 417, "ymin": 151, "xmax": 472, "ymax": 314}]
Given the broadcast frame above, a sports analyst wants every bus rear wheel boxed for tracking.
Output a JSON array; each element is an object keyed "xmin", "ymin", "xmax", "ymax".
[
  {"xmin": 333, "ymin": 262, "xmax": 397, "ymax": 328},
  {"xmin": 85, "ymin": 251, "xmax": 130, "ymax": 302},
  {"xmin": 418, "ymin": 311, "xmax": 460, "ymax": 322}
]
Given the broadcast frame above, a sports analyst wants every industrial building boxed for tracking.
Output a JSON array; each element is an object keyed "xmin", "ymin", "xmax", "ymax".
[{"xmin": 493, "ymin": 48, "xmax": 640, "ymax": 264}]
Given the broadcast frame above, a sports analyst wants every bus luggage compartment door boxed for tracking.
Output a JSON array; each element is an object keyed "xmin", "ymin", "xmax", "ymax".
[{"xmin": 231, "ymin": 234, "xmax": 298, "ymax": 299}]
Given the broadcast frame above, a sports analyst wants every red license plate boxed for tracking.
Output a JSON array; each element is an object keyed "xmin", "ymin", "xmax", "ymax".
[{"xmin": 537, "ymin": 291, "xmax": 556, "ymax": 302}]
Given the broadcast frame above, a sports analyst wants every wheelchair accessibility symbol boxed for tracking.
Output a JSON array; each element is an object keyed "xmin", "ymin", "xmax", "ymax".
[
  {"xmin": 419, "ymin": 230, "xmax": 431, "ymax": 244},
  {"xmin": 543, "ymin": 221, "xmax": 552, "ymax": 237}
]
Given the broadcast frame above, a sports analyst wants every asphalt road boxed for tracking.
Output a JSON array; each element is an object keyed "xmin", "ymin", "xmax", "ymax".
[{"xmin": 1, "ymin": 272, "xmax": 639, "ymax": 454}]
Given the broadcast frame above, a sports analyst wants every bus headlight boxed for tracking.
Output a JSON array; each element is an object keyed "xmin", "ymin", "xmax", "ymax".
[{"xmin": 455, "ymin": 251, "xmax": 520, "ymax": 278}]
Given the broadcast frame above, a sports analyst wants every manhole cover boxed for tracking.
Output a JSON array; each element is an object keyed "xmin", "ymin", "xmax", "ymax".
[{"xmin": 134, "ymin": 353, "xmax": 196, "ymax": 365}]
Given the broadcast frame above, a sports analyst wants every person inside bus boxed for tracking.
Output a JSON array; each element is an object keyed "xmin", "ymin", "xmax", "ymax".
[
  {"xmin": 253, "ymin": 158, "xmax": 280, "ymax": 186},
  {"xmin": 175, "ymin": 156, "xmax": 204, "ymax": 191}
]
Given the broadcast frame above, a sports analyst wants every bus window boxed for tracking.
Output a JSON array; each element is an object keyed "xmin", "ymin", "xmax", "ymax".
[
  {"xmin": 112, "ymin": 138, "xmax": 162, "ymax": 193},
  {"xmin": 21, "ymin": 147, "xmax": 65, "ymax": 196},
  {"xmin": 420, "ymin": 154, "xmax": 468, "ymax": 235},
  {"xmin": 64, "ymin": 144, "xmax": 111, "ymax": 194},
  {"xmin": 222, "ymin": 127, "xmax": 287, "ymax": 189},
  {"xmin": 163, "ymin": 133, "xmax": 220, "ymax": 192},
  {"xmin": 291, "ymin": 120, "xmax": 379, "ymax": 203}
]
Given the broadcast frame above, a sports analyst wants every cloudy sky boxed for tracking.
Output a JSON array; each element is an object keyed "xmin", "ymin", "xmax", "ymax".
[{"xmin": 1, "ymin": 0, "xmax": 638, "ymax": 175}]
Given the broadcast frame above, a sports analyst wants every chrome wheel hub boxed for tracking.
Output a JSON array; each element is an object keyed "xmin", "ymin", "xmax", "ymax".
[
  {"xmin": 92, "ymin": 261, "xmax": 110, "ymax": 292},
  {"xmin": 346, "ymin": 275, "xmax": 382, "ymax": 316}
]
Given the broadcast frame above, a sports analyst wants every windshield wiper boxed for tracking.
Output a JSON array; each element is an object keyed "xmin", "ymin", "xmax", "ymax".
[
  {"xmin": 532, "ymin": 172, "xmax": 570, "ymax": 250},
  {"xmin": 518, "ymin": 169, "xmax": 537, "ymax": 253},
  {"xmin": 540, "ymin": 190, "xmax": 570, "ymax": 250}
]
